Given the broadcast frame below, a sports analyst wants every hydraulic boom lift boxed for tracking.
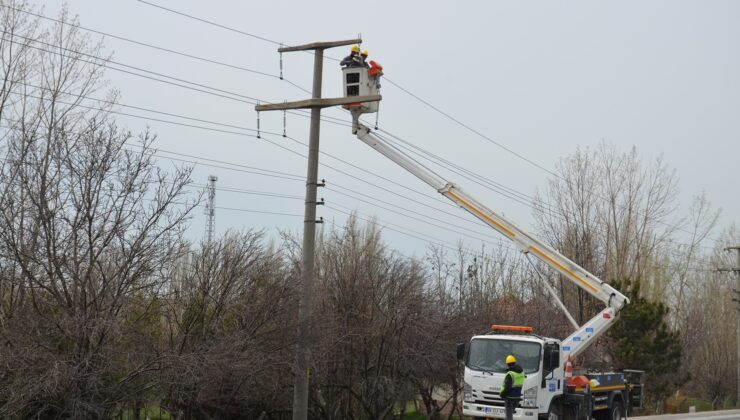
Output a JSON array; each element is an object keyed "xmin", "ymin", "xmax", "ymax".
[{"xmin": 339, "ymin": 63, "xmax": 643, "ymax": 420}]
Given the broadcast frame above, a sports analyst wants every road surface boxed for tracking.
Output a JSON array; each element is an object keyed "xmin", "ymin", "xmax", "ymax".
[{"xmin": 635, "ymin": 409, "xmax": 740, "ymax": 420}]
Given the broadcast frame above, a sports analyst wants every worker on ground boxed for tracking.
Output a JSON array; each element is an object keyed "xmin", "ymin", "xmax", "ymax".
[
  {"xmin": 340, "ymin": 45, "xmax": 362, "ymax": 67},
  {"xmin": 499, "ymin": 355, "xmax": 525, "ymax": 420}
]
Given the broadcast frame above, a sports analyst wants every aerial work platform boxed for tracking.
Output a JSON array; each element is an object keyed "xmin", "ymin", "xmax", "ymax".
[{"xmin": 342, "ymin": 66, "xmax": 381, "ymax": 113}]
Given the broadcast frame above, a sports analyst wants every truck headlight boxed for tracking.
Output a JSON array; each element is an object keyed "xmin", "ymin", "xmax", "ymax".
[
  {"xmin": 463, "ymin": 381, "xmax": 473, "ymax": 402},
  {"xmin": 522, "ymin": 386, "xmax": 537, "ymax": 408}
]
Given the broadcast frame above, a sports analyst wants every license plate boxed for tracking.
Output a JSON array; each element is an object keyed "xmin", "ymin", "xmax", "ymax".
[{"xmin": 484, "ymin": 407, "xmax": 505, "ymax": 415}]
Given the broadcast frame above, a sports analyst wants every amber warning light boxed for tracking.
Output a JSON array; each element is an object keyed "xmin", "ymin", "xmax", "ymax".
[{"xmin": 491, "ymin": 325, "xmax": 533, "ymax": 333}]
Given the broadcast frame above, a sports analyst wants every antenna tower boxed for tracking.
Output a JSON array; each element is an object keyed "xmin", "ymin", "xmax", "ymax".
[{"xmin": 204, "ymin": 175, "xmax": 218, "ymax": 242}]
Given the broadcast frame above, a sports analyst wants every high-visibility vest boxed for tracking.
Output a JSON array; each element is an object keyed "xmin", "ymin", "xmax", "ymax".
[{"xmin": 500, "ymin": 370, "xmax": 526, "ymax": 399}]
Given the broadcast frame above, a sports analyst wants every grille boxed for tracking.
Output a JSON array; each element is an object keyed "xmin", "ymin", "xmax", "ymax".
[{"xmin": 473, "ymin": 390, "xmax": 505, "ymax": 407}]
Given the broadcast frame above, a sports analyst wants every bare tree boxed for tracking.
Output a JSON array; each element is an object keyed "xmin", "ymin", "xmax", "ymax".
[
  {"xmin": 307, "ymin": 216, "xmax": 430, "ymax": 420},
  {"xmin": 160, "ymin": 231, "xmax": 295, "ymax": 419},
  {"xmin": 679, "ymin": 225, "xmax": 739, "ymax": 407},
  {"xmin": 533, "ymin": 143, "xmax": 681, "ymax": 323},
  {"xmin": 0, "ymin": 3, "xmax": 195, "ymax": 417}
]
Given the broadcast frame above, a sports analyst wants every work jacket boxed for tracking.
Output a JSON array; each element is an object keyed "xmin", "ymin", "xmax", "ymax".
[
  {"xmin": 340, "ymin": 54, "xmax": 361, "ymax": 67},
  {"xmin": 499, "ymin": 364, "xmax": 525, "ymax": 400}
]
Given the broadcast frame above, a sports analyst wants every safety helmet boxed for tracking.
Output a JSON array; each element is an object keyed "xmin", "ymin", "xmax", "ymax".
[
  {"xmin": 506, "ymin": 355, "xmax": 517, "ymax": 364},
  {"xmin": 351, "ymin": 45, "xmax": 360, "ymax": 53},
  {"xmin": 361, "ymin": 49, "xmax": 369, "ymax": 56}
]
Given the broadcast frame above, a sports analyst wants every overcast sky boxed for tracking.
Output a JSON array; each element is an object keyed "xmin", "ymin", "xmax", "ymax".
[{"xmin": 39, "ymin": 1, "xmax": 740, "ymax": 257}]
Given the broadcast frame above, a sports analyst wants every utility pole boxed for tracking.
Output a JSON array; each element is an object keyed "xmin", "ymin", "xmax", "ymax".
[
  {"xmin": 255, "ymin": 39, "xmax": 380, "ymax": 420},
  {"xmin": 204, "ymin": 175, "xmax": 218, "ymax": 243},
  {"xmin": 720, "ymin": 246, "xmax": 740, "ymax": 404}
]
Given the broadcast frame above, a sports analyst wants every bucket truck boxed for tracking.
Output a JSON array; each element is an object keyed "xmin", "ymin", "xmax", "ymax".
[{"xmin": 340, "ymin": 65, "xmax": 645, "ymax": 420}]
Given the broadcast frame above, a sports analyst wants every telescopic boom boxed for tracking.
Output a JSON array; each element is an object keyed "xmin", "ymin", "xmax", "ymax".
[{"xmin": 351, "ymin": 116, "xmax": 629, "ymax": 358}]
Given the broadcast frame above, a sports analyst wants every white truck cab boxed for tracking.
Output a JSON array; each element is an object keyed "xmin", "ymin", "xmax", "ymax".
[{"xmin": 462, "ymin": 329, "xmax": 563, "ymax": 419}]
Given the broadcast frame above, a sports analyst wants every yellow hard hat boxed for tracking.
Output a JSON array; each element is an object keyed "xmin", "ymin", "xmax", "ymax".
[
  {"xmin": 351, "ymin": 45, "xmax": 360, "ymax": 53},
  {"xmin": 506, "ymin": 355, "xmax": 517, "ymax": 364},
  {"xmin": 361, "ymin": 49, "xmax": 369, "ymax": 56}
]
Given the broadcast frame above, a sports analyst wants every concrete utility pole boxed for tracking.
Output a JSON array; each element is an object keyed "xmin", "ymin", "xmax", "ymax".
[
  {"xmin": 720, "ymin": 246, "xmax": 740, "ymax": 404},
  {"xmin": 204, "ymin": 175, "xmax": 218, "ymax": 243},
  {"xmin": 255, "ymin": 39, "xmax": 380, "ymax": 420}
]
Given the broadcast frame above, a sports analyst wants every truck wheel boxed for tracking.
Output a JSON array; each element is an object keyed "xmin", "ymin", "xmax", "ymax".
[
  {"xmin": 610, "ymin": 401, "xmax": 623, "ymax": 420},
  {"xmin": 546, "ymin": 403, "xmax": 560, "ymax": 420}
]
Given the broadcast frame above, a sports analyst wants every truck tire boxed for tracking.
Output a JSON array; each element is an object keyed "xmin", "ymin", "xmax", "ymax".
[
  {"xmin": 609, "ymin": 401, "xmax": 623, "ymax": 420},
  {"xmin": 545, "ymin": 402, "xmax": 560, "ymax": 420}
]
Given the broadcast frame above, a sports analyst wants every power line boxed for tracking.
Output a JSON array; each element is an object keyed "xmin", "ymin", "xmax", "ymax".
[
  {"xmin": 187, "ymin": 179, "xmax": 503, "ymax": 246},
  {"xmin": 5, "ymin": 75, "xmax": 459, "ymax": 216},
  {"xmin": 325, "ymin": 204, "xmax": 460, "ymax": 253},
  {"xmin": 9, "ymin": 88, "xmax": 316, "ymax": 164},
  {"xmin": 159, "ymin": 166, "xmax": 723, "ymax": 267},
  {"xmin": 0, "ymin": 33, "xmax": 351, "ymax": 129},
  {"xmin": 0, "ymin": 128, "xmax": 716, "ymax": 273},
  {"xmin": 282, "ymin": 134, "xmax": 458, "ymax": 210},
  {"xmin": 128, "ymin": 0, "xmax": 556, "ymax": 177},
  {"xmin": 1, "ymin": 114, "xmax": 462, "ymax": 235},
  {"xmin": 189, "ymin": 183, "xmax": 303, "ymax": 201},
  {"xmin": 377, "ymin": 128, "xmax": 540, "ymax": 205},
  {"xmin": 216, "ymin": 205, "xmax": 302, "ymax": 218},
  {"xmin": 125, "ymin": 2, "xmax": 723, "ymax": 245},
  {"xmin": 136, "ymin": 0, "xmax": 283, "ymax": 47},
  {"xmin": 379, "ymin": 82, "xmax": 721, "ymax": 244},
  {"xmin": 172, "ymin": 164, "xmax": 506, "ymax": 250},
  {"xmin": 376, "ymin": 127, "xmax": 720, "ymax": 249},
  {"xmin": 16, "ymin": 90, "xmax": 456, "ymax": 218},
  {"xmin": 0, "ymin": 3, "xmax": 313, "ymax": 92},
  {"xmin": 381, "ymin": 77, "xmax": 558, "ymax": 177},
  {"xmin": 327, "ymin": 184, "xmax": 502, "ymax": 240},
  {"xmin": 0, "ymin": 152, "xmax": 302, "ymax": 219},
  {"xmin": 3, "ymin": 15, "xmax": 721, "ymax": 246},
  {"xmin": 0, "ymin": 32, "xmax": 545, "ymax": 220},
  {"xmin": 2, "ymin": 87, "xmax": 716, "ymax": 259},
  {"xmin": 328, "ymin": 191, "xmax": 504, "ymax": 248},
  {"xmin": 7, "ymin": 77, "xmax": 718, "ymax": 256},
  {"xmin": 2, "ymin": 4, "xmax": 361, "ymax": 129}
]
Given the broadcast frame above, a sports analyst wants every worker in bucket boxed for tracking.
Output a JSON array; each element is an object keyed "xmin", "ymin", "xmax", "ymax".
[
  {"xmin": 499, "ymin": 355, "xmax": 525, "ymax": 420},
  {"xmin": 340, "ymin": 45, "xmax": 362, "ymax": 67},
  {"xmin": 360, "ymin": 49, "xmax": 370, "ymax": 68},
  {"xmin": 361, "ymin": 50, "xmax": 383, "ymax": 89}
]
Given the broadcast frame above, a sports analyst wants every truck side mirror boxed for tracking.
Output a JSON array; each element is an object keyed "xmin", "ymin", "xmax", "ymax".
[
  {"xmin": 549, "ymin": 350, "xmax": 560, "ymax": 370},
  {"xmin": 456, "ymin": 343, "xmax": 465, "ymax": 361}
]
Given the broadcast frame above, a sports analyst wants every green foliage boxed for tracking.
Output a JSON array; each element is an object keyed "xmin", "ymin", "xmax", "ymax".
[{"xmin": 607, "ymin": 279, "xmax": 684, "ymax": 399}]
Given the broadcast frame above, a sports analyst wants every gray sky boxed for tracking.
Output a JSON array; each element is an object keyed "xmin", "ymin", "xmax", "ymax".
[{"xmin": 40, "ymin": 0, "xmax": 740, "ymax": 256}]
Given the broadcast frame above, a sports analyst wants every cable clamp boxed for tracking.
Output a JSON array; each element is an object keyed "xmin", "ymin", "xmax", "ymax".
[{"xmin": 307, "ymin": 179, "xmax": 326, "ymax": 187}]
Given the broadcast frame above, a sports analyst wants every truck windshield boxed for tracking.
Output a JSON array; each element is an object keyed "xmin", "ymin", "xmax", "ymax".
[{"xmin": 467, "ymin": 339, "xmax": 541, "ymax": 374}]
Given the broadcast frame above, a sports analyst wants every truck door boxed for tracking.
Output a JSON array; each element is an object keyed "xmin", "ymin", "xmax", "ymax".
[{"xmin": 540, "ymin": 342, "xmax": 562, "ymax": 412}]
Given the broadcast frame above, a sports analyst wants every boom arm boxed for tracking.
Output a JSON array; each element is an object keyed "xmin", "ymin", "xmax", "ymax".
[{"xmin": 353, "ymin": 121, "xmax": 629, "ymax": 359}]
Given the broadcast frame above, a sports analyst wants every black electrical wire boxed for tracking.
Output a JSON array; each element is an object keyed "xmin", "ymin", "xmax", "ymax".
[
  {"xmin": 125, "ymin": 1, "xmax": 724, "ymax": 245},
  {"xmin": 7, "ymin": 86, "xmax": 458, "ymax": 217},
  {"xmin": 0, "ymin": 127, "xmax": 716, "ymax": 272},
  {"xmin": 0, "ymin": 3, "xmax": 303, "ymax": 86},
  {"xmin": 3, "ymin": 16, "xmax": 720, "ymax": 245},
  {"xmin": 0, "ymin": 33, "xmax": 352, "ymax": 129}
]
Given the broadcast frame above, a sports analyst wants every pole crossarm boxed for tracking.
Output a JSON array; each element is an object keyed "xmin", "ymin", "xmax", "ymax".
[
  {"xmin": 255, "ymin": 95, "xmax": 381, "ymax": 112},
  {"xmin": 278, "ymin": 38, "xmax": 361, "ymax": 53}
]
